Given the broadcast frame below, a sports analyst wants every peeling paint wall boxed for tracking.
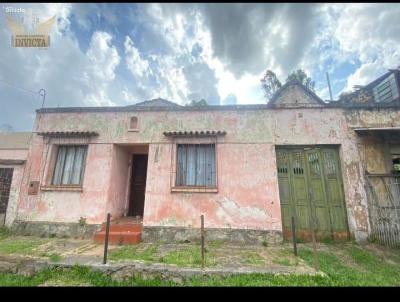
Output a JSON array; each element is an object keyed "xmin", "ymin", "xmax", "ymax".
[
  {"xmin": 275, "ymin": 85, "xmax": 321, "ymax": 106},
  {"xmin": 0, "ymin": 149, "xmax": 28, "ymax": 226},
  {"xmin": 344, "ymin": 108, "xmax": 400, "ymax": 240},
  {"xmin": 16, "ymin": 133, "xmax": 112, "ymax": 224},
  {"xmin": 144, "ymin": 143, "xmax": 281, "ymax": 231},
  {"xmin": 107, "ymin": 145, "xmax": 131, "ymax": 218},
  {"xmin": 14, "ymin": 104, "xmax": 400, "ymax": 241}
]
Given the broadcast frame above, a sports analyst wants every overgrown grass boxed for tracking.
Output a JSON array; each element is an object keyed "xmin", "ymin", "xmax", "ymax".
[
  {"xmin": 1, "ymin": 237, "xmax": 399, "ymax": 286},
  {"xmin": 0, "ymin": 266, "xmax": 121, "ymax": 287},
  {"xmin": 0, "ymin": 265, "xmax": 327, "ymax": 287},
  {"xmin": 162, "ymin": 244, "xmax": 217, "ymax": 267},
  {"xmin": 297, "ymin": 244, "xmax": 400, "ymax": 286},
  {"xmin": 48, "ymin": 253, "xmax": 63, "ymax": 262},
  {"xmin": 0, "ymin": 227, "xmax": 11, "ymax": 240},
  {"xmin": 1, "ymin": 242, "xmax": 400, "ymax": 286},
  {"xmin": 109, "ymin": 243, "xmax": 218, "ymax": 267},
  {"xmin": 242, "ymin": 252, "xmax": 265, "ymax": 266},
  {"xmin": 109, "ymin": 244, "xmax": 159, "ymax": 262},
  {"xmin": 0, "ymin": 238, "xmax": 45, "ymax": 255},
  {"xmin": 273, "ymin": 258, "xmax": 293, "ymax": 266}
]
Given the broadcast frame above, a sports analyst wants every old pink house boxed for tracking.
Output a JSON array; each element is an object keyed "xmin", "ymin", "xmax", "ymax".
[{"xmin": 3, "ymin": 70, "xmax": 400, "ymax": 246}]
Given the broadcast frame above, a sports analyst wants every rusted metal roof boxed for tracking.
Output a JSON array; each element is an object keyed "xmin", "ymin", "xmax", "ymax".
[
  {"xmin": 36, "ymin": 131, "xmax": 98, "ymax": 137},
  {"xmin": 163, "ymin": 130, "xmax": 227, "ymax": 137}
]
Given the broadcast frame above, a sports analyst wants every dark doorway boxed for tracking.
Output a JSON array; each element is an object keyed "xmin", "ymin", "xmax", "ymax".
[
  {"xmin": 128, "ymin": 154, "xmax": 148, "ymax": 217},
  {"xmin": 0, "ymin": 168, "xmax": 13, "ymax": 225}
]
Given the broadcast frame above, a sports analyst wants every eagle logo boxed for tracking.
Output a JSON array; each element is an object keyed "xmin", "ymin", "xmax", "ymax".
[{"xmin": 5, "ymin": 15, "xmax": 56, "ymax": 48}]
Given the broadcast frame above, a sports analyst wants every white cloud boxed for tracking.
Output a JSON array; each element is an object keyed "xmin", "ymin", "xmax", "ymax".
[
  {"xmin": 86, "ymin": 31, "xmax": 120, "ymax": 82},
  {"xmin": 323, "ymin": 4, "xmax": 400, "ymax": 93},
  {"xmin": 124, "ymin": 36, "xmax": 150, "ymax": 78},
  {"xmin": 0, "ymin": 4, "xmax": 123, "ymax": 129},
  {"xmin": 2, "ymin": 3, "xmax": 400, "ymax": 130},
  {"xmin": 83, "ymin": 31, "xmax": 121, "ymax": 106}
]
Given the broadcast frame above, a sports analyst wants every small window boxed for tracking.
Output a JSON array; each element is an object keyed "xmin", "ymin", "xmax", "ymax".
[
  {"xmin": 52, "ymin": 145, "xmax": 87, "ymax": 186},
  {"xmin": 393, "ymin": 158, "xmax": 400, "ymax": 174},
  {"xmin": 176, "ymin": 144, "xmax": 216, "ymax": 187},
  {"xmin": 373, "ymin": 73, "xmax": 399, "ymax": 103},
  {"xmin": 130, "ymin": 116, "xmax": 138, "ymax": 129}
]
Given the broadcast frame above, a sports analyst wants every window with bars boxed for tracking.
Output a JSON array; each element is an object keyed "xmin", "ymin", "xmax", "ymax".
[
  {"xmin": 52, "ymin": 145, "xmax": 88, "ymax": 186},
  {"xmin": 176, "ymin": 144, "xmax": 216, "ymax": 187}
]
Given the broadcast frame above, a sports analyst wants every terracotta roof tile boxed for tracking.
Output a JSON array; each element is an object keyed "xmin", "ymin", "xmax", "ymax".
[
  {"xmin": 37, "ymin": 131, "xmax": 98, "ymax": 137},
  {"xmin": 163, "ymin": 130, "xmax": 226, "ymax": 137}
]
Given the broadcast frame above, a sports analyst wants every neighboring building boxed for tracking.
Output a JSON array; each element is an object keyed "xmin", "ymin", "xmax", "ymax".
[
  {"xmin": 338, "ymin": 68, "xmax": 400, "ymax": 247},
  {"xmin": 3, "ymin": 69, "xmax": 400, "ymax": 246},
  {"xmin": 0, "ymin": 132, "xmax": 31, "ymax": 226}
]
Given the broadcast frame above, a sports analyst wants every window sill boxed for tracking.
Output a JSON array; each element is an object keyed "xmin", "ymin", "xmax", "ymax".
[
  {"xmin": 171, "ymin": 187, "xmax": 218, "ymax": 193},
  {"xmin": 40, "ymin": 185, "xmax": 83, "ymax": 192},
  {"xmin": 127, "ymin": 129, "xmax": 139, "ymax": 132}
]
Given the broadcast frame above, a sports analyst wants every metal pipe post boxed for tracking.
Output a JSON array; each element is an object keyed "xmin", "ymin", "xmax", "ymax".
[
  {"xmin": 291, "ymin": 216, "xmax": 298, "ymax": 256},
  {"xmin": 201, "ymin": 215, "xmax": 205, "ymax": 269},
  {"xmin": 103, "ymin": 213, "xmax": 111, "ymax": 264}
]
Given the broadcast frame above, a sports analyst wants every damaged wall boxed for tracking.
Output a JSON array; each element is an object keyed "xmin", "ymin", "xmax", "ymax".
[
  {"xmin": 14, "ymin": 105, "xmax": 400, "ymax": 241},
  {"xmin": 15, "ymin": 133, "xmax": 112, "ymax": 224},
  {"xmin": 0, "ymin": 147, "xmax": 28, "ymax": 227},
  {"xmin": 106, "ymin": 145, "xmax": 131, "ymax": 219}
]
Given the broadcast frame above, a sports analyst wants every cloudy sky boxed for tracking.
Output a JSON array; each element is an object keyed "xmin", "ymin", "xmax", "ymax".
[{"xmin": 1, "ymin": 3, "xmax": 400, "ymax": 131}]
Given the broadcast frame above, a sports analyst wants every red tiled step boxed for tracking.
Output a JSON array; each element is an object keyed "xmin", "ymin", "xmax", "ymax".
[
  {"xmin": 100, "ymin": 223, "xmax": 142, "ymax": 233},
  {"xmin": 94, "ymin": 231, "xmax": 142, "ymax": 245}
]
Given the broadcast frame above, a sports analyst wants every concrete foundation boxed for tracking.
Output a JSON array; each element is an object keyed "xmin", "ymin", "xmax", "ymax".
[
  {"xmin": 142, "ymin": 226, "xmax": 283, "ymax": 246},
  {"xmin": 11, "ymin": 220, "xmax": 101, "ymax": 239}
]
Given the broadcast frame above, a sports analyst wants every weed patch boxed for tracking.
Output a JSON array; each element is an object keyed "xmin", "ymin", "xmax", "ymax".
[
  {"xmin": 242, "ymin": 252, "xmax": 265, "ymax": 266},
  {"xmin": 0, "ymin": 227, "xmax": 11, "ymax": 240},
  {"xmin": 0, "ymin": 238, "xmax": 45, "ymax": 255},
  {"xmin": 109, "ymin": 244, "xmax": 159, "ymax": 262},
  {"xmin": 162, "ymin": 244, "xmax": 216, "ymax": 267},
  {"xmin": 48, "ymin": 253, "xmax": 63, "ymax": 262}
]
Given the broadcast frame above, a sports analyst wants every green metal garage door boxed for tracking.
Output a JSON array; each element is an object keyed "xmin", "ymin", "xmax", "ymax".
[{"xmin": 276, "ymin": 147, "xmax": 349, "ymax": 241}]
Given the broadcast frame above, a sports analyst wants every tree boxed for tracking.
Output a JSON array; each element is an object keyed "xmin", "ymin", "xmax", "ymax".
[
  {"xmin": 285, "ymin": 69, "xmax": 315, "ymax": 91},
  {"xmin": 338, "ymin": 91, "xmax": 353, "ymax": 101},
  {"xmin": 260, "ymin": 70, "xmax": 282, "ymax": 101},
  {"xmin": 261, "ymin": 68, "xmax": 316, "ymax": 102},
  {"xmin": 187, "ymin": 99, "xmax": 208, "ymax": 106}
]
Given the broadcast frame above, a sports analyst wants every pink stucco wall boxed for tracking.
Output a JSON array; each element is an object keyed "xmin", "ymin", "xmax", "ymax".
[
  {"xmin": 0, "ymin": 149, "xmax": 28, "ymax": 226},
  {"xmin": 107, "ymin": 145, "xmax": 131, "ymax": 218},
  {"xmin": 0, "ymin": 149, "xmax": 28, "ymax": 161},
  {"xmin": 16, "ymin": 136, "xmax": 112, "ymax": 224},
  {"xmin": 13, "ymin": 106, "xmax": 400, "ymax": 241},
  {"xmin": 144, "ymin": 142, "xmax": 281, "ymax": 231}
]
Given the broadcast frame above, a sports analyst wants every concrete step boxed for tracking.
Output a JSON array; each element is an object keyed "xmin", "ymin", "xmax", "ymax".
[{"xmin": 94, "ymin": 231, "xmax": 142, "ymax": 245}]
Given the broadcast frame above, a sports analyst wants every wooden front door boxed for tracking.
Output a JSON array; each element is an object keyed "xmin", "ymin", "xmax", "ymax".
[
  {"xmin": 128, "ymin": 154, "xmax": 148, "ymax": 217},
  {"xmin": 276, "ymin": 147, "xmax": 349, "ymax": 241}
]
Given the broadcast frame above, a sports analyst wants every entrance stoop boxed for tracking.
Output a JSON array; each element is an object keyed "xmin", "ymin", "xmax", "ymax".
[{"xmin": 94, "ymin": 216, "xmax": 142, "ymax": 245}]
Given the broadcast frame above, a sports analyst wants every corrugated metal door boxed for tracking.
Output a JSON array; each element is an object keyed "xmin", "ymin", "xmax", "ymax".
[{"xmin": 276, "ymin": 147, "xmax": 348, "ymax": 241}]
